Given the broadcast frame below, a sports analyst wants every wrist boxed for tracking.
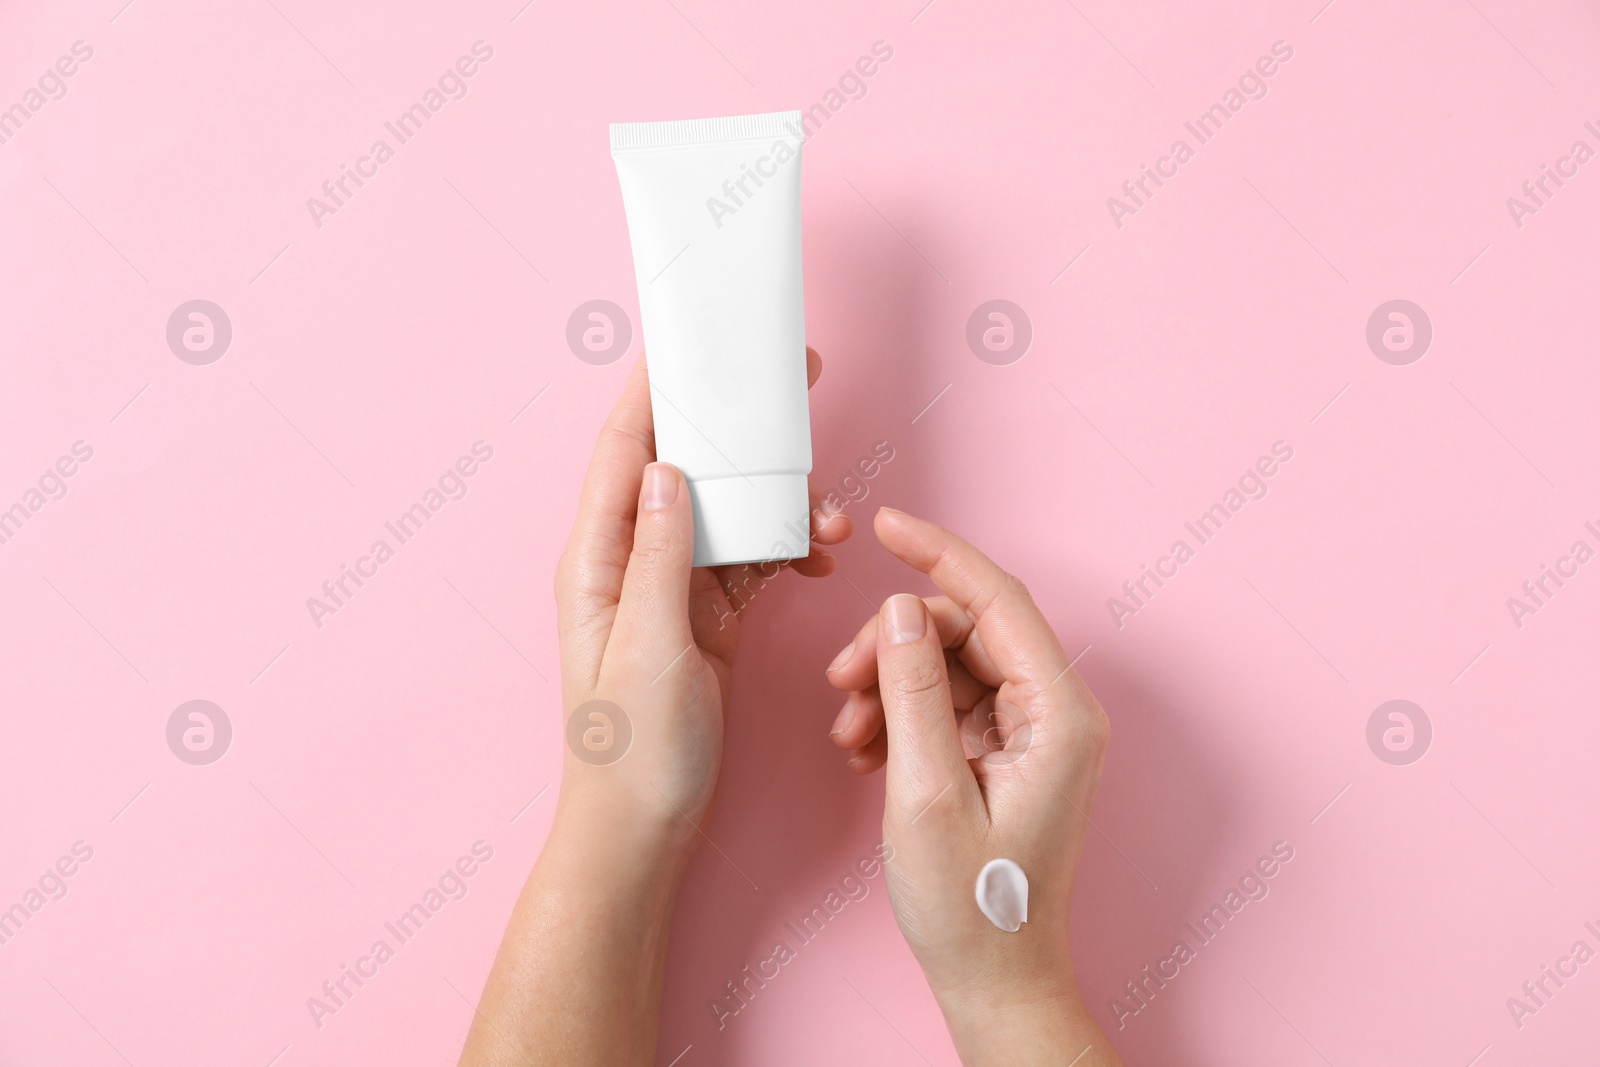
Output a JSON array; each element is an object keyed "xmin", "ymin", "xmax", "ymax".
[
  {"xmin": 548, "ymin": 777, "xmax": 701, "ymax": 875},
  {"xmin": 935, "ymin": 979, "xmax": 1104, "ymax": 1067},
  {"xmin": 530, "ymin": 790, "xmax": 695, "ymax": 969}
]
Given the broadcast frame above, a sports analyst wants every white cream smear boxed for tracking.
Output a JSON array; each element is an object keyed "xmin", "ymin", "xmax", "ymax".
[{"xmin": 975, "ymin": 858, "xmax": 1029, "ymax": 932}]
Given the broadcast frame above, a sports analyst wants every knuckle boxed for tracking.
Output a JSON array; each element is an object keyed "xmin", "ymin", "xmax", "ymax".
[
  {"xmin": 1076, "ymin": 704, "xmax": 1111, "ymax": 753},
  {"xmin": 885, "ymin": 658, "xmax": 947, "ymax": 704},
  {"xmin": 603, "ymin": 420, "xmax": 653, "ymax": 455},
  {"xmin": 630, "ymin": 532, "xmax": 680, "ymax": 574},
  {"xmin": 895, "ymin": 776, "xmax": 958, "ymax": 826},
  {"xmin": 968, "ymin": 570, "xmax": 1035, "ymax": 626}
]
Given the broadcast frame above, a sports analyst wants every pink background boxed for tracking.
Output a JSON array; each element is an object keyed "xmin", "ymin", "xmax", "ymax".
[{"xmin": 3, "ymin": 0, "xmax": 1599, "ymax": 1063}]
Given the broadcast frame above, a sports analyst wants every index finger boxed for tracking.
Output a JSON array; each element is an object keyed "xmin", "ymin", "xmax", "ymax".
[
  {"xmin": 567, "ymin": 353, "xmax": 655, "ymax": 571},
  {"xmin": 556, "ymin": 355, "xmax": 656, "ymax": 689},
  {"xmin": 871, "ymin": 507, "xmax": 1072, "ymax": 694}
]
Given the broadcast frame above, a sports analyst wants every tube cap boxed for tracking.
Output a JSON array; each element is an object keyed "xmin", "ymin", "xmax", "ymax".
[{"xmin": 687, "ymin": 473, "xmax": 811, "ymax": 568}]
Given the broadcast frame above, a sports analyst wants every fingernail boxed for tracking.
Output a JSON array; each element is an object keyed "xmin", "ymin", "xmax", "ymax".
[
  {"xmin": 642, "ymin": 463, "xmax": 677, "ymax": 511},
  {"xmin": 830, "ymin": 700, "xmax": 855, "ymax": 736},
  {"xmin": 884, "ymin": 593, "xmax": 925, "ymax": 644},
  {"xmin": 827, "ymin": 640, "xmax": 855, "ymax": 673}
]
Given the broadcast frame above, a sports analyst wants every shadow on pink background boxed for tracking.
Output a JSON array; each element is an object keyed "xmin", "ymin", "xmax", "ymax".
[{"xmin": 3, "ymin": 0, "xmax": 1599, "ymax": 1064}]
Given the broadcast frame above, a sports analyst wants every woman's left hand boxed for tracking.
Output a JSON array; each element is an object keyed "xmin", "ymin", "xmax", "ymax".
[{"xmin": 553, "ymin": 346, "xmax": 850, "ymax": 841}]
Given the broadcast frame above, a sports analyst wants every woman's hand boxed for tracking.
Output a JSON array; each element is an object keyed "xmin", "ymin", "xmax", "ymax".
[
  {"xmin": 826, "ymin": 508, "xmax": 1125, "ymax": 1067},
  {"xmin": 458, "ymin": 349, "xmax": 849, "ymax": 1067},
  {"xmin": 555, "ymin": 347, "xmax": 849, "ymax": 839}
]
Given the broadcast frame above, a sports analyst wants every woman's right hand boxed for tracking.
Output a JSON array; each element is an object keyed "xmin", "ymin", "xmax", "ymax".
[{"xmin": 825, "ymin": 508, "xmax": 1125, "ymax": 1066}]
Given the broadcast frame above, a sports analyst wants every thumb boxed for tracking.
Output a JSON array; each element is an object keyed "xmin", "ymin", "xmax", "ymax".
[
  {"xmin": 612, "ymin": 462, "xmax": 696, "ymax": 658},
  {"xmin": 876, "ymin": 593, "xmax": 979, "ymax": 825}
]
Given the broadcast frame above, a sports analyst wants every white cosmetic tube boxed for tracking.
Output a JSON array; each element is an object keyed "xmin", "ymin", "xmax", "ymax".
[{"xmin": 610, "ymin": 110, "xmax": 811, "ymax": 568}]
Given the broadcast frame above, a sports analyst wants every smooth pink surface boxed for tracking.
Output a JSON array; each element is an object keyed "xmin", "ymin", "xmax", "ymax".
[{"xmin": 3, "ymin": 1, "xmax": 1599, "ymax": 1064}]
